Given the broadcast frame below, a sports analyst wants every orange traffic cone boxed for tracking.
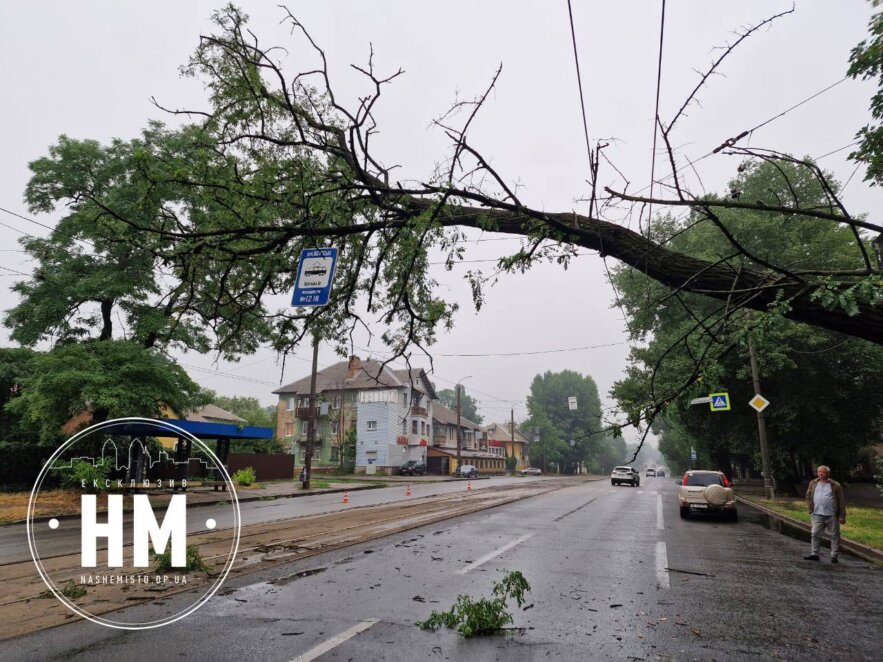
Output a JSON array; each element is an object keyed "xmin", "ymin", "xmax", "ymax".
[
  {"xmin": 406, "ymin": 484, "xmax": 412, "ymax": 497},
  {"xmin": 342, "ymin": 490, "xmax": 349, "ymax": 504},
  {"xmin": 467, "ymin": 481, "xmax": 473, "ymax": 491}
]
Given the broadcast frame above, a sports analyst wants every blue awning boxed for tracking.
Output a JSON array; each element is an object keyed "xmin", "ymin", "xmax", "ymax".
[{"xmin": 98, "ymin": 418, "xmax": 273, "ymax": 440}]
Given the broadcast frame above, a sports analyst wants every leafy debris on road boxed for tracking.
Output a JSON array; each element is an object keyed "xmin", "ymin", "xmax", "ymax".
[{"xmin": 416, "ymin": 570, "xmax": 531, "ymax": 637}]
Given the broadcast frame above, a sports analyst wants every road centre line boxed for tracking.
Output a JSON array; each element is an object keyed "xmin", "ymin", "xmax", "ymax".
[
  {"xmin": 655, "ymin": 541, "xmax": 670, "ymax": 589},
  {"xmin": 456, "ymin": 534, "xmax": 534, "ymax": 575},
  {"xmin": 290, "ymin": 619, "xmax": 379, "ymax": 662},
  {"xmin": 656, "ymin": 494, "xmax": 664, "ymax": 530}
]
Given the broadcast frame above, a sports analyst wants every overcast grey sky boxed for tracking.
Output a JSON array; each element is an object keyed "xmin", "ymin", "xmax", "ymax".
[{"xmin": 1, "ymin": 1, "xmax": 881, "ymax": 439}]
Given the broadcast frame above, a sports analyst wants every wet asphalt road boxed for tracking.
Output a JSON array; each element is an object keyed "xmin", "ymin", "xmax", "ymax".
[
  {"xmin": 3, "ymin": 476, "xmax": 881, "ymax": 660},
  {"xmin": 1, "ymin": 476, "xmax": 541, "ymax": 564}
]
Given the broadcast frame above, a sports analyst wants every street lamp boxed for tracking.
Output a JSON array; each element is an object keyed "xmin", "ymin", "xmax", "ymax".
[{"xmin": 455, "ymin": 376, "xmax": 472, "ymax": 474}]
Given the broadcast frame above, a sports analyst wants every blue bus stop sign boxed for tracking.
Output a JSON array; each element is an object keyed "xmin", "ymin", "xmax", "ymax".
[{"xmin": 291, "ymin": 248, "xmax": 338, "ymax": 307}]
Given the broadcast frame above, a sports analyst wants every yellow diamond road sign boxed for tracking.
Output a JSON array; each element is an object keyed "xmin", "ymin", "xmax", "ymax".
[{"xmin": 749, "ymin": 394, "xmax": 770, "ymax": 412}]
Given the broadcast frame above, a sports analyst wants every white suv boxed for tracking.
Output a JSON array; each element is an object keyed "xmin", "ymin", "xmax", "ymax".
[
  {"xmin": 611, "ymin": 466, "xmax": 640, "ymax": 487},
  {"xmin": 678, "ymin": 470, "xmax": 737, "ymax": 520}
]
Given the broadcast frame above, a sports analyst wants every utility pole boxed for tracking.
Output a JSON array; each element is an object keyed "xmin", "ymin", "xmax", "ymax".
[
  {"xmin": 303, "ymin": 334, "xmax": 319, "ymax": 490},
  {"xmin": 456, "ymin": 383, "xmax": 462, "ymax": 473},
  {"xmin": 748, "ymin": 339, "xmax": 774, "ymax": 499}
]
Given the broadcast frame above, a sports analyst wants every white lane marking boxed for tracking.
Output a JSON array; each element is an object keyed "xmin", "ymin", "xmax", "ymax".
[
  {"xmin": 456, "ymin": 534, "xmax": 533, "ymax": 575},
  {"xmin": 656, "ymin": 494, "xmax": 664, "ymax": 530},
  {"xmin": 655, "ymin": 541, "xmax": 670, "ymax": 589},
  {"xmin": 637, "ymin": 490, "xmax": 645, "ymax": 494},
  {"xmin": 290, "ymin": 619, "xmax": 379, "ymax": 662}
]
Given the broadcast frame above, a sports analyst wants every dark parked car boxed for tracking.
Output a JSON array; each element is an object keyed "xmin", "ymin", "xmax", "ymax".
[
  {"xmin": 399, "ymin": 460, "xmax": 426, "ymax": 476},
  {"xmin": 455, "ymin": 464, "xmax": 479, "ymax": 478}
]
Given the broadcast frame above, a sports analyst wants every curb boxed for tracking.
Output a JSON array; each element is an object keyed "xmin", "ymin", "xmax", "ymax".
[
  {"xmin": 736, "ymin": 495, "xmax": 883, "ymax": 564},
  {"xmin": 7, "ymin": 483, "xmax": 387, "ymax": 528}
]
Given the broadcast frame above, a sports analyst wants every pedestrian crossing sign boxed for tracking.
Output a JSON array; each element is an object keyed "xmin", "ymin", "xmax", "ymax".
[{"xmin": 709, "ymin": 392, "xmax": 731, "ymax": 412}]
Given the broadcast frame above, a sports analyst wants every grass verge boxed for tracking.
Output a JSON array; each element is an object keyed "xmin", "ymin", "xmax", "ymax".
[{"xmin": 757, "ymin": 498, "xmax": 883, "ymax": 551}]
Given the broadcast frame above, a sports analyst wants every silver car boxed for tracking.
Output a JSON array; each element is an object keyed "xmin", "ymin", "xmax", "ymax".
[{"xmin": 678, "ymin": 470, "xmax": 737, "ymax": 520}]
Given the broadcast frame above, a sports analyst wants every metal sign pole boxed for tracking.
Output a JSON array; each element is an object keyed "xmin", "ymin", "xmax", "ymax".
[
  {"xmin": 748, "ymin": 340, "xmax": 774, "ymax": 499},
  {"xmin": 304, "ymin": 334, "xmax": 320, "ymax": 490}
]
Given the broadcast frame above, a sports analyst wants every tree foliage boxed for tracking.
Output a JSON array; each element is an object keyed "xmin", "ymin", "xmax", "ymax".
[
  {"xmin": 849, "ymin": 3, "xmax": 883, "ymax": 185},
  {"xmin": 7, "ymin": 340, "xmax": 205, "ymax": 440},
  {"xmin": 612, "ymin": 161, "xmax": 883, "ymax": 486},
  {"xmin": 6, "ymin": 4, "xmax": 883, "ymax": 447},
  {"xmin": 436, "ymin": 388, "xmax": 483, "ymax": 423},
  {"xmin": 523, "ymin": 370, "xmax": 622, "ymax": 473}
]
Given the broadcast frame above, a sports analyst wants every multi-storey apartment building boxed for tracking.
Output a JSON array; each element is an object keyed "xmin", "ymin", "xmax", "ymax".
[{"xmin": 273, "ymin": 356, "xmax": 435, "ymax": 473}]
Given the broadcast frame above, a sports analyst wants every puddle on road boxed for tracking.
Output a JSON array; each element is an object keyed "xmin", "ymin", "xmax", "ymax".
[{"xmin": 270, "ymin": 566, "xmax": 328, "ymax": 586}]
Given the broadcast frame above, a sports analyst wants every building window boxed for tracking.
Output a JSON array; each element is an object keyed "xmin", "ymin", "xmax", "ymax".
[
  {"xmin": 286, "ymin": 396, "xmax": 295, "ymax": 411},
  {"xmin": 331, "ymin": 420, "xmax": 340, "ymax": 435},
  {"xmin": 333, "ymin": 394, "xmax": 342, "ymax": 408},
  {"xmin": 420, "ymin": 421, "xmax": 426, "ymax": 435},
  {"xmin": 283, "ymin": 422, "xmax": 294, "ymax": 437},
  {"xmin": 411, "ymin": 420, "xmax": 418, "ymax": 434},
  {"xmin": 367, "ymin": 420, "xmax": 377, "ymax": 431},
  {"xmin": 313, "ymin": 445, "xmax": 322, "ymax": 459},
  {"xmin": 330, "ymin": 446, "xmax": 340, "ymax": 462}
]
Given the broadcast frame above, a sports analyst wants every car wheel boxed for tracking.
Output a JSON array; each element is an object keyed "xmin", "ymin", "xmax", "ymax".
[
  {"xmin": 680, "ymin": 506, "xmax": 689, "ymax": 519},
  {"xmin": 611, "ymin": 481, "xmax": 616, "ymax": 486},
  {"xmin": 726, "ymin": 510, "xmax": 738, "ymax": 522}
]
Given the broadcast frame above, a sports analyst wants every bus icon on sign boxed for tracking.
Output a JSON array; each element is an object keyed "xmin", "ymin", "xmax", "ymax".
[{"xmin": 297, "ymin": 257, "xmax": 333, "ymax": 289}]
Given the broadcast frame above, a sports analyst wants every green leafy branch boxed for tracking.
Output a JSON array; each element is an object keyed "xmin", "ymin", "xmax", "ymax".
[{"xmin": 416, "ymin": 570, "xmax": 531, "ymax": 637}]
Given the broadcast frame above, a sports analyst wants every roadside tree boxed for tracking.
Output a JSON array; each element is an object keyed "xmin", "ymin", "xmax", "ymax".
[{"xmin": 611, "ymin": 160, "xmax": 883, "ymax": 489}]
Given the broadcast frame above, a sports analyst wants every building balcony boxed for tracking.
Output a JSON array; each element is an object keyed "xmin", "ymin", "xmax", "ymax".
[
  {"xmin": 295, "ymin": 407, "xmax": 317, "ymax": 420},
  {"xmin": 410, "ymin": 406, "xmax": 428, "ymax": 417},
  {"xmin": 433, "ymin": 435, "xmax": 448, "ymax": 447}
]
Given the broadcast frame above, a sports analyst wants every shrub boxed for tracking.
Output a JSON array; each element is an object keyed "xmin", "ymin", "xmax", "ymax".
[
  {"xmin": 38, "ymin": 580, "xmax": 86, "ymax": 600},
  {"xmin": 53, "ymin": 458, "xmax": 111, "ymax": 493},
  {"xmin": 232, "ymin": 466, "xmax": 256, "ymax": 487},
  {"xmin": 416, "ymin": 570, "xmax": 531, "ymax": 637},
  {"xmin": 154, "ymin": 544, "xmax": 210, "ymax": 574}
]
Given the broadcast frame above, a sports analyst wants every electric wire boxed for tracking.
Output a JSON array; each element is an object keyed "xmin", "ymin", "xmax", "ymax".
[{"xmin": 646, "ymin": 0, "xmax": 667, "ymax": 237}]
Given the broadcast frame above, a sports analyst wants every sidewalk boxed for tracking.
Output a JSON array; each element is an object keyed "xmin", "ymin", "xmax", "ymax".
[
  {"xmin": 736, "ymin": 494, "xmax": 883, "ymax": 564},
  {"xmin": 2, "ymin": 478, "xmax": 386, "ymax": 527}
]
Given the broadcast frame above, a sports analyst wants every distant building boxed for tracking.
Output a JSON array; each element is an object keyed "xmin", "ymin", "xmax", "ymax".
[
  {"xmin": 483, "ymin": 422, "xmax": 530, "ymax": 470},
  {"xmin": 157, "ymin": 403, "xmax": 246, "ymax": 449},
  {"xmin": 273, "ymin": 356, "xmax": 436, "ymax": 473},
  {"xmin": 426, "ymin": 403, "xmax": 505, "ymax": 475}
]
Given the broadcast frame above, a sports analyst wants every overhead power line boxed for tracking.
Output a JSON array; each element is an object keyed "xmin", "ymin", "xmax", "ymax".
[
  {"xmin": 0, "ymin": 206, "xmax": 56, "ymax": 233},
  {"xmin": 431, "ymin": 340, "xmax": 629, "ymax": 357},
  {"xmin": 646, "ymin": 0, "xmax": 667, "ymax": 237},
  {"xmin": 0, "ymin": 265, "xmax": 29, "ymax": 277},
  {"xmin": 633, "ymin": 77, "xmax": 852, "ymax": 200}
]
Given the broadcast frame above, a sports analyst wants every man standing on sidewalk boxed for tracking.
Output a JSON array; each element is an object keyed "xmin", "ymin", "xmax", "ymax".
[{"xmin": 803, "ymin": 465, "xmax": 847, "ymax": 563}]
